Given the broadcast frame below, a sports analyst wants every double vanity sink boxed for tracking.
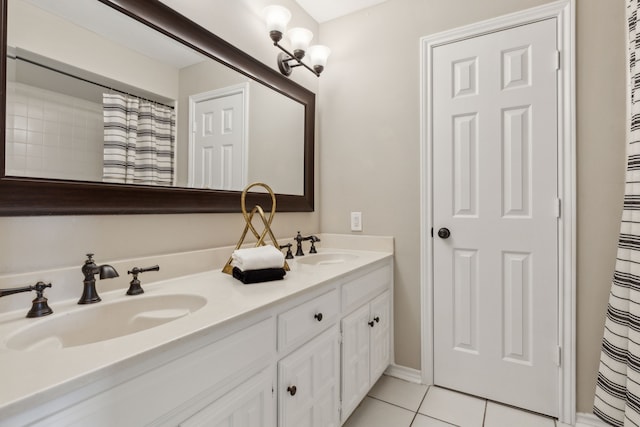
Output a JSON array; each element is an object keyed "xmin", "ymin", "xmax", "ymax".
[
  {"xmin": 2, "ymin": 252, "xmax": 358, "ymax": 352},
  {"xmin": 0, "ymin": 238, "xmax": 393, "ymax": 426}
]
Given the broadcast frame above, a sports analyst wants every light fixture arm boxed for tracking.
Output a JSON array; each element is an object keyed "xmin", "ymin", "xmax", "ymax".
[{"xmin": 273, "ymin": 41, "xmax": 320, "ymax": 77}]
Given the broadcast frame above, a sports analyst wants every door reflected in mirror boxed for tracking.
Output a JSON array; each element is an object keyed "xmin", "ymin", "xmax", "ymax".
[{"xmin": 5, "ymin": 0, "xmax": 305, "ymax": 196}]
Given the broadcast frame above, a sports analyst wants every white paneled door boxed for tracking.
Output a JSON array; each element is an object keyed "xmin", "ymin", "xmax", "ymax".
[
  {"xmin": 190, "ymin": 90, "xmax": 246, "ymax": 191},
  {"xmin": 432, "ymin": 18, "xmax": 559, "ymax": 417}
]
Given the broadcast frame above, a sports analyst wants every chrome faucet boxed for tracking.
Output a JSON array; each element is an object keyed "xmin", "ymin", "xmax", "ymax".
[
  {"xmin": 78, "ymin": 254, "xmax": 119, "ymax": 304},
  {"xmin": 0, "ymin": 281, "xmax": 53, "ymax": 318}
]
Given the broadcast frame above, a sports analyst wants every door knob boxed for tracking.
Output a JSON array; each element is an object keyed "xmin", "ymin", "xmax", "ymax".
[{"xmin": 437, "ymin": 228, "xmax": 451, "ymax": 239}]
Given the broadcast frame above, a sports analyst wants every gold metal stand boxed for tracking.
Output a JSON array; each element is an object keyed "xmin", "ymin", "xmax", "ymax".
[{"xmin": 222, "ymin": 183, "xmax": 290, "ymax": 274}]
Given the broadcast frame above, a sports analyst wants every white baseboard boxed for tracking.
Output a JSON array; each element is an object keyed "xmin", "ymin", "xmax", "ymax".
[
  {"xmin": 574, "ymin": 413, "xmax": 610, "ymax": 427},
  {"xmin": 385, "ymin": 364, "xmax": 423, "ymax": 384}
]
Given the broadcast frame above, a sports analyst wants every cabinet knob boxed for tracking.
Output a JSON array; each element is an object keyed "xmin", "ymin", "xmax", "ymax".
[
  {"xmin": 287, "ymin": 385, "xmax": 297, "ymax": 396},
  {"xmin": 374, "ymin": 316, "xmax": 380, "ymax": 323},
  {"xmin": 314, "ymin": 312, "xmax": 323, "ymax": 322},
  {"xmin": 368, "ymin": 320, "xmax": 375, "ymax": 327}
]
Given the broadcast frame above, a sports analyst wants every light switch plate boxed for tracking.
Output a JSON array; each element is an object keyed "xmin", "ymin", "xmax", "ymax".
[{"xmin": 350, "ymin": 212, "xmax": 362, "ymax": 232}]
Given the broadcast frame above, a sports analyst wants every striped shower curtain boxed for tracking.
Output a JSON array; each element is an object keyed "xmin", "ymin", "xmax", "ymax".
[
  {"xmin": 102, "ymin": 93, "xmax": 175, "ymax": 185},
  {"xmin": 594, "ymin": 1, "xmax": 640, "ymax": 425}
]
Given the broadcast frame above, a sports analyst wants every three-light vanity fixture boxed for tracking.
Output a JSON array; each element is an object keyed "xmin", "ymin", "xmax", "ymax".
[{"xmin": 263, "ymin": 5, "xmax": 331, "ymax": 77}]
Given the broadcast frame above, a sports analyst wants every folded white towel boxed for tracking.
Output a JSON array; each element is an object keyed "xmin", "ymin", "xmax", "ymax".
[{"xmin": 231, "ymin": 245, "xmax": 285, "ymax": 271}]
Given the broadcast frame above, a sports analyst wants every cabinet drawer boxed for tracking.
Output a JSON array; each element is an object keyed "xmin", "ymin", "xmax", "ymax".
[
  {"xmin": 342, "ymin": 263, "xmax": 392, "ymax": 314},
  {"xmin": 278, "ymin": 289, "xmax": 339, "ymax": 352}
]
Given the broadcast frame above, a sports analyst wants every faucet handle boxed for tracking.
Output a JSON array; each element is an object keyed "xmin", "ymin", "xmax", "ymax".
[
  {"xmin": 33, "ymin": 281, "xmax": 52, "ymax": 293},
  {"xmin": 126, "ymin": 265, "xmax": 160, "ymax": 295},
  {"xmin": 308, "ymin": 236, "xmax": 320, "ymax": 254},
  {"xmin": 279, "ymin": 243, "xmax": 294, "ymax": 259},
  {"xmin": 128, "ymin": 265, "xmax": 160, "ymax": 275},
  {"xmin": 0, "ymin": 282, "xmax": 53, "ymax": 317},
  {"xmin": 27, "ymin": 281, "xmax": 53, "ymax": 318}
]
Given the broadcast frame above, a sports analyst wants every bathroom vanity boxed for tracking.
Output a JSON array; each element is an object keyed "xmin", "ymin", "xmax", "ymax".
[{"xmin": 0, "ymin": 236, "xmax": 393, "ymax": 426}]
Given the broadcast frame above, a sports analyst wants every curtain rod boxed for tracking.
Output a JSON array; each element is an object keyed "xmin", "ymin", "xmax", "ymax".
[{"xmin": 9, "ymin": 54, "xmax": 174, "ymax": 109}]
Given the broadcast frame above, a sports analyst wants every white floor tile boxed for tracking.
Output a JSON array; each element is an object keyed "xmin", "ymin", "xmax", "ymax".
[
  {"xmin": 368, "ymin": 374, "xmax": 429, "ymax": 411},
  {"xmin": 418, "ymin": 387, "xmax": 486, "ymax": 427},
  {"xmin": 411, "ymin": 413, "xmax": 459, "ymax": 427},
  {"xmin": 343, "ymin": 396, "xmax": 415, "ymax": 427},
  {"xmin": 484, "ymin": 402, "xmax": 555, "ymax": 427}
]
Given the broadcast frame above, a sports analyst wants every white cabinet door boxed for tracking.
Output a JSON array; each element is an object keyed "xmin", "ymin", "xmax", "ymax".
[
  {"xmin": 341, "ymin": 290, "xmax": 391, "ymax": 424},
  {"xmin": 180, "ymin": 368, "xmax": 274, "ymax": 427},
  {"xmin": 341, "ymin": 304, "xmax": 371, "ymax": 421},
  {"xmin": 369, "ymin": 291, "xmax": 391, "ymax": 384},
  {"xmin": 278, "ymin": 326, "xmax": 340, "ymax": 427}
]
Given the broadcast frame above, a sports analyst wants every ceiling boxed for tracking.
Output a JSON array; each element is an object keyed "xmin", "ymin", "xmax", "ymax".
[{"xmin": 294, "ymin": 0, "xmax": 388, "ymax": 23}]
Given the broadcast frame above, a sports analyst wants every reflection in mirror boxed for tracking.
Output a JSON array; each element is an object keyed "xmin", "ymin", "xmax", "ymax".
[{"xmin": 5, "ymin": 0, "xmax": 305, "ymax": 196}]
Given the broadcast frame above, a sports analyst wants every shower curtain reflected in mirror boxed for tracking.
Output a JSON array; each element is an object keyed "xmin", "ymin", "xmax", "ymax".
[{"xmin": 102, "ymin": 93, "xmax": 175, "ymax": 185}]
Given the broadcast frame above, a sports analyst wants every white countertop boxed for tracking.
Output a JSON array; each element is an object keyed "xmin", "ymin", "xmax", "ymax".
[{"xmin": 0, "ymin": 245, "xmax": 392, "ymax": 418}]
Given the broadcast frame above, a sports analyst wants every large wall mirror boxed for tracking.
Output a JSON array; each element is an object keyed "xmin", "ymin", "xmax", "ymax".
[{"xmin": 0, "ymin": 0, "xmax": 315, "ymax": 215}]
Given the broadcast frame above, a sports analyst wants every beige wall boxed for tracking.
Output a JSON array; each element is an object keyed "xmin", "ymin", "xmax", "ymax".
[
  {"xmin": 0, "ymin": 0, "xmax": 627, "ymax": 417},
  {"xmin": 575, "ymin": 0, "xmax": 626, "ymax": 413},
  {"xmin": 319, "ymin": 0, "xmax": 626, "ymax": 414}
]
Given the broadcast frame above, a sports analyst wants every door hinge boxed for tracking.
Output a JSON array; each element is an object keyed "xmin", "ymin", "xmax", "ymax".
[
  {"xmin": 555, "ymin": 50, "xmax": 561, "ymax": 70},
  {"xmin": 192, "ymin": 121, "xmax": 198, "ymax": 133},
  {"xmin": 555, "ymin": 198, "xmax": 562, "ymax": 219},
  {"xmin": 556, "ymin": 346, "xmax": 562, "ymax": 367}
]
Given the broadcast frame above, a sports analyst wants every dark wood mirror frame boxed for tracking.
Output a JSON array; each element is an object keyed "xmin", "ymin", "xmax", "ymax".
[{"xmin": 0, "ymin": 0, "xmax": 315, "ymax": 215}]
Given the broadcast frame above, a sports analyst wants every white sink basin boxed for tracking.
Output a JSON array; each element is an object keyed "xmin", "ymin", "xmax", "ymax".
[
  {"xmin": 295, "ymin": 252, "xmax": 359, "ymax": 266},
  {"xmin": 5, "ymin": 294, "xmax": 206, "ymax": 351}
]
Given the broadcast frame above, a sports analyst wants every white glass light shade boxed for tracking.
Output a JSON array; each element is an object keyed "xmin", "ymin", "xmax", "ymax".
[
  {"xmin": 307, "ymin": 45, "xmax": 331, "ymax": 68},
  {"xmin": 263, "ymin": 5, "xmax": 291, "ymax": 34},
  {"xmin": 287, "ymin": 27, "xmax": 314, "ymax": 53}
]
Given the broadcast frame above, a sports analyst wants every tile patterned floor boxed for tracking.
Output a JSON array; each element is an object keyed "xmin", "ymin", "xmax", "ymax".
[{"xmin": 343, "ymin": 375, "xmax": 558, "ymax": 427}]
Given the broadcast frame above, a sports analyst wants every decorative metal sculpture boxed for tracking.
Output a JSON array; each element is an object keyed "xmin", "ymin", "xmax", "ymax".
[{"xmin": 222, "ymin": 182, "xmax": 290, "ymax": 274}]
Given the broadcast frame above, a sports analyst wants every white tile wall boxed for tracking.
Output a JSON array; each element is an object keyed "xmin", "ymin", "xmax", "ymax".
[{"xmin": 5, "ymin": 82, "xmax": 103, "ymax": 181}]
